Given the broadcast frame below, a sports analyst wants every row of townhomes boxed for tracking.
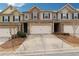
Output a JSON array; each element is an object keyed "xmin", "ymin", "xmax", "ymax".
[{"xmin": 0, "ymin": 3, "xmax": 79, "ymax": 37}]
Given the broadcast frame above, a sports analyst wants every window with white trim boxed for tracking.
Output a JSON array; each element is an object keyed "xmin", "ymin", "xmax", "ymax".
[
  {"xmin": 43, "ymin": 13, "xmax": 50, "ymax": 19},
  {"xmin": 74, "ymin": 13, "xmax": 78, "ymax": 19},
  {"xmin": 63, "ymin": 13, "xmax": 66, "ymax": 18},
  {"xmin": 24, "ymin": 14, "xmax": 29, "ymax": 20},
  {"xmin": 32, "ymin": 11, "xmax": 38, "ymax": 20},
  {"xmin": 61, "ymin": 13, "xmax": 68, "ymax": 19},
  {"xmin": 53, "ymin": 14, "xmax": 57, "ymax": 19},
  {"xmin": 13, "ymin": 16, "xmax": 20, "ymax": 22},
  {"xmin": 3, "ymin": 16, "xmax": 9, "ymax": 22}
]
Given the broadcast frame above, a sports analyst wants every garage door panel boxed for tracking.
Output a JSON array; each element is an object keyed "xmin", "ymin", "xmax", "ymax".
[
  {"xmin": 64, "ymin": 25, "xmax": 79, "ymax": 34},
  {"xmin": 30, "ymin": 25, "xmax": 52, "ymax": 34},
  {"xmin": 75, "ymin": 26, "xmax": 79, "ymax": 34},
  {"xmin": 64, "ymin": 25, "xmax": 74, "ymax": 34},
  {"xmin": 0, "ymin": 28, "xmax": 10, "ymax": 37},
  {"xmin": 0, "ymin": 28, "xmax": 17, "ymax": 37}
]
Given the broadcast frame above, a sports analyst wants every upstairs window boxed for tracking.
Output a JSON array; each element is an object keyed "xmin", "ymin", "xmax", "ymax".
[
  {"xmin": 53, "ymin": 14, "xmax": 57, "ymax": 19},
  {"xmin": 31, "ymin": 11, "xmax": 39, "ymax": 20},
  {"xmin": 61, "ymin": 13, "xmax": 68, "ymax": 19},
  {"xmin": 43, "ymin": 13, "xmax": 50, "ymax": 19},
  {"xmin": 24, "ymin": 15, "xmax": 28, "ymax": 20},
  {"xmin": 74, "ymin": 13, "xmax": 78, "ymax": 19},
  {"xmin": 13, "ymin": 16, "xmax": 20, "ymax": 22},
  {"xmin": 72, "ymin": 13, "xmax": 78, "ymax": 19},
  {"xmin": 25, "ymin": 14, "xmax": 30, "ymax": 20},
  {"xmin": 26, "ymin": 15, "xmax": 27, "ymax": 18},
  {"xmin": 3, "ymin": 16, "xmax": 9, "ymax": 22},
  {"xmin": 72, "ymin": 13, "xmax": 74, "ymax": 19},
  {"xmin": 63, "ymin": 13, "xmax": 67, "ymax": 19}
]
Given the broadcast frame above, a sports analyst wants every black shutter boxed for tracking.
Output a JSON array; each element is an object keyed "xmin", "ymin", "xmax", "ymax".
[
  {"xmin": 61, "ymin": 13, "xmax": 63, "ymax": 19},
  {"xmin": 37, "ymin": 13, "xmax": 39, "ymax": 19},
  {"xmin": 19, "ymin": 16, "xmax": 20, "ymax": 21},
  {"xmin": 72, "ymin": 13, "xmax": 74, "ymax": 19},
  {"xmin": 8, "ymin": 16, "xmax": 10, "ymax": 22},
  {"xmin": 13, "ymin": 16, "xmax": 15, "ymax": 21},
  {"xmin": 67, "ymin": 13, "xmax": 68, "ymax": 19},
  {"xmin": 3, "ymin": 16, "xmax": 4, "ymax": 22},
  {"xmin": 49, "ymin": 13, "xmax": 50, "ymax": 19},
  {"xmin": 43, "ymin": 13, "xmax": 44, "ymax": 19},
  {"xmin": 78, "ymin": 13, "xmax": 79, "ymax": 19},
  {"xmin": 31, "ymin": 13, "xmax": 33, "ymax": 19}
]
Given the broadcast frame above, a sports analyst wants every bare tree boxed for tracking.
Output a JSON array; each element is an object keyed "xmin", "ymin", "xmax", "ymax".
[
  {"xmin": 72, "ymin": 9, "xmax": 79, "ymax": 35},
  {"xmin": 9, "ymin": 28, "xmax": 12, "ymax": 38},
  {"xmin": 72, "ymin": 21, "xmax": 78, "ymax": 35}
]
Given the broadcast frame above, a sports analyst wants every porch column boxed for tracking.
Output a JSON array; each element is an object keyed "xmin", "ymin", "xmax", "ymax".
[
  {"xmin": 18, "ymin": 23, "xmax": 21, "ymax": 31},
  {"xmin": 16, "ymin": 23, "xmax": 20, "ymax": 31},
  {"xmin": 27, "ymin": 23, "xmax": 30, "ymax": 35},
  {"xmin": 52, "ymin": 21, "xmax": 54, "ymax": 33},
  {"xmin": 60, "ymin": 23, "xmax": 63, "ymax": 33},
  {"xmin": 21, "ymin": 23, "xmax": 24, "ymax": 32}
]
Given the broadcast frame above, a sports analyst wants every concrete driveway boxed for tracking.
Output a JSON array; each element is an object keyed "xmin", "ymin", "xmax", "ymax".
[{"xmin": 16, "ymin": 34, "xmax": 72, "ymax": 53}]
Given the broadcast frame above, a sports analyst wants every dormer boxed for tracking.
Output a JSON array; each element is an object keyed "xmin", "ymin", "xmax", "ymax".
[
  {"xmin": 0, "ymin": 5, "xmax": 22, "ymax": 22},
  {"xmin": 29, "ymin": 6, "xmax": 40, "ymax": 13},
  {"xmin": 28, "ymin": 6, "xmax": 40, "ymax": 20},
  {"xmin": 58, "ymin": 3, "xmax": 77, "ymax": 20},
  {"xmin": 1, "ymin": 5, "xmax": 17, "ymax": 14},
  {"xmin": 58, "ymin": 3, "xmax": 76, "ymax": 13}
]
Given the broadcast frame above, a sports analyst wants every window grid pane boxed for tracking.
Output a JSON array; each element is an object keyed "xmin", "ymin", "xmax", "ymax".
[
  {"xmin": 3, "ymin": 16, "xmax": 9, "ymax": 22},
  {"xmin": 14, "ymin": 16, "xmax": 19, "ymax": 22}
]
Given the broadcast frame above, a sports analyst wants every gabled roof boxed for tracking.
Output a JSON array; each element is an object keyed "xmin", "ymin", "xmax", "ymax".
[
  {"xmin": 28, "ymin": 6, "xmax": 40, "ymax": 12},
  {"xmin": 0, "ymin": 5, "xmax": 21, "ymax": 14},
  {"xmin": 11, "ymin": 9, "xmax": 21, "ymax": 14},
  {"xmin": 24, "ymin": 6, "xmax": 57, "ymax": 13},
  {"xmin": 58, "ymin": 3, "xmax": 76, "ymax": 12}
]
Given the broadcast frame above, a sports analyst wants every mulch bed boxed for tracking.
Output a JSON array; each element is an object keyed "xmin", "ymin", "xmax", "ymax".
[
  {"xmin": 55, "ymin": 33, "xmax": 79, "ymax": 47},
  {"xmin": 0, "ymin": 38, "xmax": 25, "ymax": 49}
]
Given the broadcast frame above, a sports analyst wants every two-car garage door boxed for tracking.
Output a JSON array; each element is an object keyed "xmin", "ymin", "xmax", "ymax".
[
  {"xmin": 0, "ymin": 28, "xmax": 17, "ymax": 37},
  {"xmin": 30, "ymin": 23, "xmax": 52, "ymax": 34}
]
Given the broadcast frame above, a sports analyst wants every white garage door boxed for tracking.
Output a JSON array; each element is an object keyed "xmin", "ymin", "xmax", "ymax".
[
  {"xmin": 64, "ymin": 25, "xmax": 74, "ymax": 34},
  {"xmin": 74, "ymin": 26, "xmax": 79, "ymax": 34},
  {"xmin": 0, "ymin": 28, "xmax": 10, "ymax": 37},
  {"xmin": 0, "ymin": 28, "xmax": 17, "ymax": 37},
  {"xmin": 30, "ymin": 25, "xmax": 52, "ymax": 34},
  {"xmin": 64, "ymin": 25, "xmax": 79, "ymax": 34}
]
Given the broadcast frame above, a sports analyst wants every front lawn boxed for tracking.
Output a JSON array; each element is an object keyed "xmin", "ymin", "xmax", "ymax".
[
  {"xmin": 0, "ymin": 31, "xmax": 26, "ymax": 51},
  {"xmin": 0, "ymin": 38, "xmax": 25, "ymax": 51},
  {"xmin": 55, "ymin": 33, "xmax": 79, "ymax": 47}
]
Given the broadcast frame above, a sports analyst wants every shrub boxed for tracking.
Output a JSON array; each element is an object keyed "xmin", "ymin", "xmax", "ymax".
[
  {"xmin": 17, "ymin": 31, "xmax": 26, "ymax": 38},
  {"xmin": 11, "ymin": 34, "xmax": 18, "ymax": 39}
]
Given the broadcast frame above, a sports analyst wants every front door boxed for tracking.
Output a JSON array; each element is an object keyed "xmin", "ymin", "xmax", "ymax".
[
  {"xmin": 24, "ymin": 23, "xmax": 28, "ymax": 33},
  {"xmin": 54, "ymin": 23, "xmax": 60, "ymax": 32}
]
